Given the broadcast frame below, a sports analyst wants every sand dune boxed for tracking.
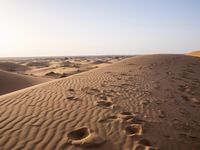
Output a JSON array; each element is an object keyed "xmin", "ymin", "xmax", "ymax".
[
  {"xmin": 26, "ymin": 61, "xmax": 50, "ymax": 67},
  {"xmin": 0, "ymin": 70, "xmax": 51, "ymax": 95},
  {"xmin": 0, "ymin": 54, "xmax": 200, "ymax": 150},
  {"xmin": 186, "ymin": 50, "xmax": 200, "ymax": 57},
  {"xmin": 0, "ymin": 62, "xmax": 29, "ymax": 72},
  {"xmin": 19, "ymin": 56, "xmax": 121, "ymax": 79}
]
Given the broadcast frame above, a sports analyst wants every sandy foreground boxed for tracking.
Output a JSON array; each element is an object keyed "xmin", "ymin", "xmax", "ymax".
[{"xmin": 0, "ymin": 54, "xmax": 200, "ymax": 150}]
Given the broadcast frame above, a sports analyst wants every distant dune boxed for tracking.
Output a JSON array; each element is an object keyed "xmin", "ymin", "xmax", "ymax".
[
  {"xmin": 26, "ymin": 61, "xmax": 50, "ymax": 67},
  {"xmin": 0, "ymin": 55, "xmax": 200, "ymax": 150},
  {"xmin": 186, "ymin": 50, "xmax": 200, "ymax": 57},
  {"xmin": 0, "ymin": 62, "xmax": 29, "ymax": 72},
  {"xmin": 0, "ymin": 70, "xmax": 51, "ymax": 95}
]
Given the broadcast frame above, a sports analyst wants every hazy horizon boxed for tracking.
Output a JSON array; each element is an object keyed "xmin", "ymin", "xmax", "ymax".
[{"xmin": 0, "ymin": 0, "xmax": 200, "ymax": 57}]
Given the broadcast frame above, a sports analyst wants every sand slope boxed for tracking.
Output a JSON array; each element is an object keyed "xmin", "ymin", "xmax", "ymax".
[
  {"xmin": 0, "ymin": 62, "xmax": 29, "ymax": 72},
  {"xmin": 0, "ymin": 55, "xmax": 200, "ymax": 150},
  {"xmin": 0, "ymin": 70, "xmax": 51, "ymax": 95},
  {"xmin": 186, "ymin": 50, "xmax": 200, "ymax": 57}
]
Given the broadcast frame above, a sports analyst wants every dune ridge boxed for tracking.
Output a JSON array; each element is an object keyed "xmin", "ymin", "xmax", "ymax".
[
  {"xmin": 0, "ymin": 54, "xmax": 200, "ymax": 150},
  {"xmin": 0, "ymin": 70, "xmax": 51, "ymax": 95}
]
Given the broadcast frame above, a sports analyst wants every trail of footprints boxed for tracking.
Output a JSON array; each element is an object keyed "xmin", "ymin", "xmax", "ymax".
[
  {"xmin": 66, "ymin": 112, "xmax": 157, "ymax": 149},
  {"xmin": 178, "ymin": 84, "xmax": 200, "ymax": 105},
  {"xmin": 99, "ymin": 111, "xmax": 158, "ymax": 150},
  {"xmin": 65, "ymin": 87, "xmax": 157, "ymax": 149},
  {"xmin": 63, "ymin": 71, "xmax": 158, "ymax": 149},
  {"xmin": 63, "ymin": 88, "xmax": 111, "ymax": 148}
]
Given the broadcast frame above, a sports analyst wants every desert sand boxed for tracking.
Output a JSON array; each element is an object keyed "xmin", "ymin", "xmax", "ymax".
[
  {"xmin": 0, "ymin": 70, "xmax": 50, "ymax": 95},
  {"xmin": 0, "ymin": 56, "xmax": 122, "ymax": 79},
  {"xmin": 0, "ymin": 54, "xmax": 200, "ymax": 150},
  {"xmin": 187, "ymin": 50, "xmax": 200, "ymax": 57},
  {"xmin": 0, "ymin": 56, "xmax": 123, "ymax": 95}
]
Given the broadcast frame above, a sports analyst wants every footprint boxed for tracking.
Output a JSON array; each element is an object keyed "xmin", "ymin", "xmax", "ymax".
[
  {"xmin": 121, "ymin": 112, "xmax": 132, "ymax": 115},
  {"xmin": 125, "ymin": 124, "xmax": 142, "ymax": 136},
  {"xmin": 119, "ymin": 112, "xmax": 134, "ymax": 120},
  {"xmin": 158, "ymin": 110, "xmax": 166, "ymax": 118},
  {"xmin": 67, "ymin": 96, "xmax": 79, "ymax": 101},
  {"xmin": 119, "ymin": 112, "xmax": 145, "ymax": 124},
  {"xmin": 134, "ymin": 144, "xmax": 157, "ymax": 150},
  {"xmin": 67, "ymin": 127, "xmax": 105, "ymax": 147},
  {"xmin": 99, "ymin": 112, "xmax": 144, "ymax": 124},
  {"xmin": 96, "ymin": 100, "xmax": 113, "ymax": 108},
  {"xmin": 68, "ymin": 127, "xmax": 89, "ymax": 140},
  {"xmin": 191, "ymin": 97, "xmax": 200, "ymax": 104},
  {"xmin": 117, "ymin": 77, "xmax": 122, "ymax": 80},
  {"xmin": 68, "ymin": 88, "xmax": 75, "ymax": 92},
  {"xmin": 99, "ymin": 94, "xmax": 110, "ymax": 101},
  {"xmin": 134, "ymin": 144, "xmax": 146, "ymax": 150},
  {"xmin": 133, "ymin": 139, "xmax": 158, "ymax": 150},
  {"xmin": 166, "ymin": 71, "xmax": 172, "ymax": 75}
]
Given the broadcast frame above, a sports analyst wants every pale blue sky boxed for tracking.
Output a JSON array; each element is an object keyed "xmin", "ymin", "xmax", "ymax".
[{"xmin": 0, "ymin": 0, "xmax": 199, "ymax": 57}]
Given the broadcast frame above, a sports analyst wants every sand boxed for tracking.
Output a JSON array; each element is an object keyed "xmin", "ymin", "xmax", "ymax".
[
  {"xmin": 24, "ymin": 57, "xmax": 120, "ymax": 79},
  {"xmin": 0, "ymin": 56, "xmax": 123, "ymax": 95},
  {"xmin": 0, "ymin": 70, "xmax": 51, "ymax": 95},
  {"xmin": 0, "ymin": 54, "xmax": 200, "ymax": 150},
  {"xmin": 0, "ymin": 56, "xmax": 122, "ymax": 79},
  {"xmin": 186, "ymin": 50, "xmax": 200, "ymax": 57}
]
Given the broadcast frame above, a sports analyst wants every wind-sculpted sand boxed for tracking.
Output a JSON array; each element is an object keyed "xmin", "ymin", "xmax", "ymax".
[
  {"xmin": 0, "ymin": 54, "xmax": 200, "ymax": 150},
  {"xmin": 0, "ymin": 56, "xmax": 123, "ymax": 95},
  {"xmin": 0, "ymin": 70, "xmax": 51, "ymax": 95},
  {"xmin": 187, "ymin": 50, "xmax": 200, "ymax": 57}
]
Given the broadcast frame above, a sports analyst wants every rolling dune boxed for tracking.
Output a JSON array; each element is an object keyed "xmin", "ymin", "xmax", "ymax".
[
  {"xmin": 186, "ymin": 50, "xmax": 200, "ymax": 57},
  {"xmin": 0, "ymin": 70, "xmax": 51, "ymax": 95},
  {"xmin": 0, "ymin": 62, "xmax": 29, "ymax": 72},
  {"xmin": 0, "ymin": 55, "xmax": 200, "ymax": 150}
]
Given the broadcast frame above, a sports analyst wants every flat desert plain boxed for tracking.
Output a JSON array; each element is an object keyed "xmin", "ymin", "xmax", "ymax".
[{"xmin": 0, "ymin": 54, "xmax": 200, "ymax": 150}]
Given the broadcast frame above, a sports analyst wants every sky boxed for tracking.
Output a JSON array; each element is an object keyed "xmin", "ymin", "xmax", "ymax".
[{"xmin": 0, "ymin": 0, "xmax": 200, "ymax": 57}]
